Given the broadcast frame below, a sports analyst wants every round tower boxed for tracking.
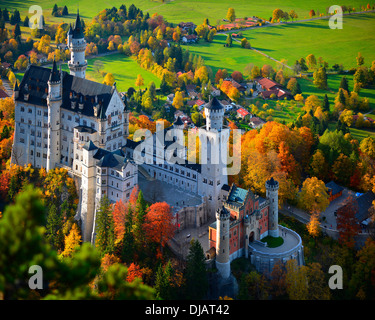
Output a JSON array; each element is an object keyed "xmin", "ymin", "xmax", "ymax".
[
  {"xmin": 46, "ymin": 59, "xmax": 62, "ymax": 171},
  {"xmin": 266, "ymin": 177, "xmax": 279, "ymax": 238},
  {"xmin": 215, "ymin": 206, "xmax": 231, "ymax": 279},
  {"xmin": 204, "ymin": 97, "xmax": 224, "ymax": 132},
  {"xmin": 68, "ymin": 11, "xmax": 87, "ymax": 79}
]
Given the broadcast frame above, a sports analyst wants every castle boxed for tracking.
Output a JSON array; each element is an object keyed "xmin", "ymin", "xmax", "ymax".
[
  {"xmin": 11, "ymin": 12, "xmax": 137, "ymax": 242},
  {"xmin": 209, "ymin": 179, "xmax": 305, "ymax": 278},
  {"xmin": 11, "ymin": 11, "xmax": 229, "ymax": 242}
]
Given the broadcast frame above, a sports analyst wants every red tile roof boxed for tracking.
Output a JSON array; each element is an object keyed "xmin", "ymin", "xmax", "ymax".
[
  {"xmin": 0, "ymin": 88, "xmax": 9, "ymax": 99},
  {"xmin": 237, "ymin": 108, "xmax": 250, "ymax": 117}
]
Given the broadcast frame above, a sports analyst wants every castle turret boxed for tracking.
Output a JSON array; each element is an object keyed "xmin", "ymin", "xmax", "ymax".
[
  {"xmin": 215, "ymin": 206, "xmax": 231, "ymax": 279},
  {"xmin": 266, "ymin": 177, "xmax": 279, "ymax": 238},
  {"xmin": 13, "ymin": 80, "xmax": 19, "ymax": 99},
  {"xmin": 68, "ymin": 11, "xmax": 87, "ymax": 78},
  {"xmin": 173, "ymin": 116, "xmax": 184, "ymax": 130},
  {"xmin": 46, "ymin": 59, "xmax": 62, "ymax": 171},
  {"xmin": 199, "ymin": 97, "xmax": 229, "ymax": 218},
  {"xmin": 204, "ymin": 97, "xmax": 224, "ymax": 132}
]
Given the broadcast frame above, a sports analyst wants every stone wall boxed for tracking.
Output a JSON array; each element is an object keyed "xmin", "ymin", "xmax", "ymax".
[{"xmin": 175, "ymin": 200, "xmax": 207, "ymax": 230}]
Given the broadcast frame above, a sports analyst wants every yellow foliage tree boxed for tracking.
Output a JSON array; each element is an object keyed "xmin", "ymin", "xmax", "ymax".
[
  {"xmin": 307, "ymin": 213, "xmax": 321, "ymax": 237},
  {"xmin": 61, "ymin": 224, "xmax": 82, "ymax": 257}
]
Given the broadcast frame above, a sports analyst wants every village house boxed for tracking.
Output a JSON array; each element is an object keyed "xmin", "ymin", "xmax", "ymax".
[
  {"xmin": 236, "ymin": 107, "xmax": 250, "ymax": 120},
  {"xmin": 182, "ymin": 34, "xmax": 198, "ymax": 44},
  {"xmin": 256, "ymin": 77, "xmax": 292, "ymax": 100},
  {"xmin": 178, "ymin": 22, "xmax": 197, "ymax": 32},
  {"xmin": 220, "ymin": 100, "xmax": 234, "ymax": 112},
  {"xmin": 249, "ymin": 116, "xmax": 266, "ymax": 129},
  {"xmin": 325, "ymin": 180, "xmax": 344, "ymax": 202}
]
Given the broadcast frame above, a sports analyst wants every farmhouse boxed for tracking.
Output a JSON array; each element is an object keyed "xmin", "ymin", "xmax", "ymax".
[
  {"xmin": 256, "ymin": 77, "xmax": 291, "ymax": 100},
  {"xmin": 182, "ymin": 34, "xmax": 198, "ymax": 44},
  {"xmin": 325, "ymin": 180, "xmax": 344, "ymax": 202},
  {"xmin": 236, "ymin": 107, "xmax": 250, "ymax": 119},
  {"xmin": 178, "ymin": 22, "xmax": 197, "ymax": 32},
  {"xmin": 249, "ymin": 116, "xmax": 266, "ymax": 129}
]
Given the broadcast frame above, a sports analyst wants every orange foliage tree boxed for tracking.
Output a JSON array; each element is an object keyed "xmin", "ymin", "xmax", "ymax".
[
  {"xmin": 143, "ymin": 202, "xmax": 176, "ymax": 255},
  {"xmin": 336, "ymin": 197, "xmax": 361, "ymax": 248}
]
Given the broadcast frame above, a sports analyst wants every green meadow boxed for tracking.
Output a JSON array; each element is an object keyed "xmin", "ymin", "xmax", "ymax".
[
  {"xmin": 3, "ymin": 0, "xmax": 372, "ymax": 25},
  {"xmin": 183, "ymin": 33, "xmax": 279, "ymax": 76},
  {"xmin": 241, "ymin": 13, "xmax": 375, "ymax": 70}
]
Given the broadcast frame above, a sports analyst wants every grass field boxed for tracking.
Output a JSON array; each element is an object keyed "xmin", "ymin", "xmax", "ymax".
[
  {"xmin": 183, "ymin": 33, "xmax": 279, "ymax": 76},
  {"xmin": 3, "ymin": 0, "xmax": 372, "ymax": 26},
  {"xmin": 241, "ymin": 13, "xmax": 375, "ymax": 70}
]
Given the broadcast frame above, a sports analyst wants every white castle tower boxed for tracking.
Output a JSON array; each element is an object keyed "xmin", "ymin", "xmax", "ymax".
[
  {"xmin": 199, "ymin": 97, "xmax": 229, "ymax": 218},
  {"xmin": 46, "ymin": 59, "xmax": 62, "ymax": 171},
  {"xmin": 266, "ymin": 177, "xmax": 279, "ymax": 237},
  {"xmin": 215, "ymin": 205, "xmax": 231, "ymax": 279},
  {"xmin": 68, "ymin": 11, "xmax": 87, "ymax": 79}
]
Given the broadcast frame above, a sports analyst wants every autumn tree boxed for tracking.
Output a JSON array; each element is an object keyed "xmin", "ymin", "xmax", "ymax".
[
  {"xmin": 103, "ymin": 73, "xmax": 115, "ymax": 86},
  {"xmin": 172, "ymin": 90, "xmax": 184, "ymax": 109},
  {"xmin": 272, "ymin": 9, "xmax": 284, "ymax": 21},
  {"xmin": 307, "ymin": 213, "xmax": 321, "ymax": 237},
  {"xmin": 356, "ymin": 52, "xmax": 364, "ymax": 66},
  {"xmin": 143, "ymin": 202, "xmax": 176, "ymax": 256},
  {"xmin": 135, "ymin": 74, "xmax": 144, "ymax": 92},
  {"xmin": 270, "ymin": 261, "xmax": 287, "ymax": 298},
  {"xmin": 238, "ymin": 271, "xmax": 270, "ymax": 300},
  {"xmin": 298, "ymin": 177, "xmax": 329, "ymax": 214},
  {"xmin": 226, "ymin": 8, "xmax": 236, "ymax": 22},
  {"xmin": 309, "ymin": 149, "xmax": 329, "ymax": 180},
  {"xmin": 306, "ymin": 263, "xmax": 331, "ymax": 300},
  {"xmin": 285, "ymin": 259, "xmax": 308, "ymax": 300},
  {"xmin": 336, "ymin": 197, "xmax": 360, "ymax": 249},
  {"xmin": 61, "ymin": 223, "xmax": 82, "ymax": 257},
  {"xmin": 96, "ymin": 263, "xmax": 155, "ymax": 300},
  {"xmin": 313, "ymin": 67, "xmax": 328, "ymax": 90},
  {"xmin": 348, "ymin": 239, "xmax": 375, "ymax": 299},
  {"xmin": 112, "ymin": 200, "xmax": 128, "ymax": 242}
]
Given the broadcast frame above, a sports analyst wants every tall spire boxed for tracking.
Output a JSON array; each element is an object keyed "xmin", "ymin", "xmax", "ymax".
[
  {"xmin": 49, "ymin": 58, "xmax": 60, "ymax": 83},
  {"xmin": 73, "ymin": 9, "xmax": 84, "ymax": 39}
]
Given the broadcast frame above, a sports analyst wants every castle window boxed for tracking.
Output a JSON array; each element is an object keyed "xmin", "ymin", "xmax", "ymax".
[
  {"xmin": 36, "ymin": 152, "xmax": 40, "ymax": 158},
  {"xmin": 28, "ymin": 108, "xmax": 32, "ymax": 113},
  {"xmin": 19, "ymin": 138, "xmax": 24, "ymax": 143},
  {"xmin": 20, "ymin": 107, "xmax": 25, "ymax": 112},
  {"xmin": 209, "ymin": 180, "xmax": 213, "ymax": 186}
]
